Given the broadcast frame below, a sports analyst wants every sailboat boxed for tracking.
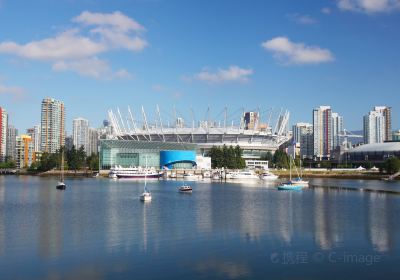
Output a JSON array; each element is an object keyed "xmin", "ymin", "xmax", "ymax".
[
  {"xmin": 290, "ymin": 158, "xmax": 309, "ymax": 187},
  {"xmin": 56, "ymin": 148, "xmax": 66, "ymax": 190},
  {"xmin": 278, "ymin": 156, "xmax": 303, "ymax": 191},
  {"xmin": 140, "ymin": 157, "xmax": 152, "ymax": 201}
]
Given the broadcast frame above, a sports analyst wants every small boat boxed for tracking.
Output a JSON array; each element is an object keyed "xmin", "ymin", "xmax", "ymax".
[
  {"xmin": 139, "ymin": 157, "xmax": 152, "ymax": 202},
  {"xmin": 212, "ymin": 173, "xmax": 222, "ymax": 180},
  {"xmin": 56, "ymin": 181, "xmax": 66, "ymax": 190},
  {"xmin": 225, "ymin": 171, "xmax": 238, "ymax": 179},
  {"xmin": 260, "ymin": 171, "xmax": 279, "ymax": 180},
  {"xmin": 202, "ymin": 171, "xmax": 211, "ymax": 178},
  {"xmin": 289, "ymin": 159, "xmax": 309, "ymax": 186},
  {"xmin": 178, "ymin": 185, "xmax": 193, "ymax": 193},
  {"xmin": 140, "ymin": 189, "xmax": 152, "ymax": 201},
  {"xmin": 290, "ymin": 177, "xmax": 309, "ymax": 187},
  {"xmin": 56, "ymin": 149, "xmax": 66, "ymax": 190},
  {"xmin": 277, "ymin": 155, "xmax": 304, "ymax": 191},
  {"xmin": 183, "ymin": 173, "xmax": 200, "ymax": 181},
  {"xmin": 169, "ymin": 172, "xmax": 177, "ymax": 178}
]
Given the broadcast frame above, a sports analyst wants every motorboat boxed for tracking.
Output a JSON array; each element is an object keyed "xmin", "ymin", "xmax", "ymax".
[
  {"xmin": 260, "ymin": 171, "xmax": 279, "ymax": 180},
  {"xmin": 178, "ymin": 185, "xmax": 193, "ymax": 193},
  {"xmin": 169, "ymin": 172, "xmax": 177, "ymax": 178},
  {"xmin": 183, "ymin": 173, "xmax": 200, "ymax": 181},
  {"xmin": 231, "ymin": 170, "xmax": 259, "ymax": 180},
  {"xmin": 202, "ymin": 171, "xmax": 211, "ymax": 178},
  {"xmin": 212, "ymin": 173, "xmax": 222, "ymax": 180},
  {"xmin": 225, "ymin": 171, "xmax": 238, "ymax": 179}
]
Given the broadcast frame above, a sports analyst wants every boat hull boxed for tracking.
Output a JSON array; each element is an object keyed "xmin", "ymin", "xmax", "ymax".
[
  {"xmin": 278, "ymin": 184, "xmax": 303, "ymax": 191},
  {"xmin": 117, "ymin": 173, "xmax": 163, "ymax": 179}
]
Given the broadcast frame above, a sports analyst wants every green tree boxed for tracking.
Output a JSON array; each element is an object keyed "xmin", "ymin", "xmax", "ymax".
[
  {"xmin": 273, "ymin": 150, "xmax": 289, "ymax": 169},
  {"xmin": 383, "ymin": 157, "xmax": 400, "ymax": 174},
  {"xmin": 87, "ymin": 153, "xmax": 99, "ymax": 171}
]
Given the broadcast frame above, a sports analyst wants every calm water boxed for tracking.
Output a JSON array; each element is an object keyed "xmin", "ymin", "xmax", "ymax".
[{"xmin": 1, "ymin": 176, "xmax": 400, "ymax": 280}]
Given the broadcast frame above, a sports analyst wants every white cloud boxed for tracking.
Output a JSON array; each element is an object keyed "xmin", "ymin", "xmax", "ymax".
[
  {"xmin": 52, "ymin": 57, "xmax": 133, "ymax": 79},
  {"xmin": 0, "ymin": 83, "xmax": 25, "ymax": 101},
  {"xmin": 287, "ymin": 14, "xmax": 317, "ymax": 25},
  {"xmin": 321, "ymin": 7, "xmax": 332, "ymax": 14},
  {"xmin": 0, "ymin": 11, "xmax": 146, "ymax": 79},
  {"xmin": 261, "ymin": 36, "xmax": 334, "ymax": 65},
  {"xmin": 192, "ymin": 66, "xmax": 253, "ymax": 83},
  {"xmin": 0, "ymin": 29, "xmax": 105, "ymax": 61},
  {"xmin": 338, "ymin": 0, "xmax": 400, "ymax": 13},
  {"xmin": 73, "ymin": 11, "xmax": 145, "ymax": 32},
  {"xmin": 0, "ymin": 84, "xmax": 25, "ymax": 95}
]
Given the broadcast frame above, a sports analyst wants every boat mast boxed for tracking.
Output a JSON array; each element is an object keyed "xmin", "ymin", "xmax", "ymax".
[{"xmin": 60, "ymin": 147, "xmax": 64, "ymax": 182}]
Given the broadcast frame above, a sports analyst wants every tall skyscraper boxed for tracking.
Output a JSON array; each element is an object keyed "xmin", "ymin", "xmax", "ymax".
[
  {"xmin": 243, "ymin": 112, "xmax": 259, "ymax": 130},
  {"xmin": 6, "ymin": 125, "xmax": 18, "ymax": 161},
  {"xmin": 374, "ymin": 106, "xmax": 392, "ymax": 142},
  {"xmin": 0, "ymin": 107, "xmax": 8, "ymax": 162},
  {"xmin": 73, "ymin": 117, "xmax": 89, "ymax": 152},
  {"xmin": 331, "ymin": 113, "xmax": 344, "ymax": 149},
  {"xmin": 41, "ymin": 98, "xmax": 65, "ymax": 153},
  {"xmin": 364, "ymin": 110, "xmax": 385, "ymax": 144},
  {"xmin": 313, "ymin": 106, "xmax": 332, "ymax": 159},
  {"xmin": 26, "ymin": 125, "xmax": 41, "ymax": 152},
  {"xmin": 88, "ymin": 128, "xmax": 99, "ymax": 155},
  {"xmin": 292, "ymin": 123, "xmax": 313, "ymax": 159}
]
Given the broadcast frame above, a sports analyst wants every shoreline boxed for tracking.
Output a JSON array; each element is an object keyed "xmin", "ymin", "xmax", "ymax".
[{"xmin": 6, "ymin": 169, "xmax": 399, "ymax": 181}]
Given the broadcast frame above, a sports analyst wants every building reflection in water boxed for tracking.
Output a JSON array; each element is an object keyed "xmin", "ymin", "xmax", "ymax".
[
  {"xmin": 38, "ymin": 184, "xmax": 63, "ymax": 258},
  {"xmin": 0, "ymin": 181, "xmax": 4, "ymax": 255},
  {"xmin": 368, "ymin": 192, "xmax": 391, "ymax": 253}
]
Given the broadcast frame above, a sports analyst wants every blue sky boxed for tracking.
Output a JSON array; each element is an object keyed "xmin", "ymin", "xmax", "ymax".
[{"xmin": 0, "ymin": 0, "xmax": 399, "ymax": 133}]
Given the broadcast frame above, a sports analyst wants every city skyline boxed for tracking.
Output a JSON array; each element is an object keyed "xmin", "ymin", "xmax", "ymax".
[{"xmin": 0, "ymin": 0, "xmax": 399, "ymax": 132}]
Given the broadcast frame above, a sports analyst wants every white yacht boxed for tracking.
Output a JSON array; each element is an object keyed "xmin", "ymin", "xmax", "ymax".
[
  {"xmin": 109, "ymin": 166, "xmax": 163, "ymax": 179},
  {"xmin": 231, "ymin": 170, "xmax": 259, "ymax": 180},
  {"xmin": 260, "ymin": 171, "xmax": 279, "ymax": 181},
  {"xmin": 183, "ymin": 173, "xmax": 200, "ymax": 181},
  {"xmin": 225, "ymin": 171, "xmax": 238, "ymax": 179}
]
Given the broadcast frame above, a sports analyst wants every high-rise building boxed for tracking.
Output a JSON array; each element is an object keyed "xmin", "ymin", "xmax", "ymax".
[
  {"xmin": 73, "ymin": 117, "xmax": 89, "ymax": 152},
  {"xmin": 331, "ymin": 112, "xmax": 344, "ymax": 149},
  {"xmin": 363, "ymin": 106, "xmax": 391, "ymax": 144},
  {"xmin": 374, "ymin": 106, "xmax": 392, "ymax": 141},
  {"xmin": 15, "ymin": 135, "xmax": 34, "ymax": 169},
  {"xmin": 41, "ymin": 98, "xmax": 65, "ymax": 153},
  {"xmin": 0, "ymin": 107, "xmax": 8, "ymax": 162},
  {"xmin": 313, "ymin": 106, "xmax": 332, "ymax": 159},
  {"xmin": 88, "ymin": 128, "xmax": 99, "ymax": 155},
  {"xmin": 243, "ymin": 112, "xmax": 259, "ymax": 130},
  {"xmin": 292, "ymin": 123, "xmax": 314, "ymax": 159},
  {"xmin": 6, "ymin": 125, "xmax": 18, "ymax": 161},
  {"xmin": 26, "ymin": 125, "xmax": 41, "ymax": 152}
]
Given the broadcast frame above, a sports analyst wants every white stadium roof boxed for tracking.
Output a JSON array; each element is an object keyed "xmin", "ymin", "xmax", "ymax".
[{"xmin": 348, "ymin": 142, "xmax": 400, "ymax": 153}]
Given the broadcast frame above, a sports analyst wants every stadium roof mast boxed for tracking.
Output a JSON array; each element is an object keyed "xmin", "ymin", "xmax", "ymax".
[
  {"xmin": 156, "ymin": 104, "xmax": 165, "ymax": 142},
  {"xmin": 141, "ymin": 106, "xmax": 151, "ymax": 141},
  {"xmin": 128, "ymin": 106, "xmax": 140, "ymax": 140}
]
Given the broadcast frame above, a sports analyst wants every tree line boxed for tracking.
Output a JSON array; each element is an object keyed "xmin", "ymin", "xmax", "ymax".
[
  {"xmin": 207, "ymin": 145, "xmax": 246, "ymax": 169},
  {"xmin": 29, "ymin": 145, "xmax": 99, "ymax": 172}
]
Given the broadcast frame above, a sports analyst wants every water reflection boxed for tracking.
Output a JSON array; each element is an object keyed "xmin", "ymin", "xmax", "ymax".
[{"xmin": 0, "ymin": 176, "xmax": 399, "ymax": 279}]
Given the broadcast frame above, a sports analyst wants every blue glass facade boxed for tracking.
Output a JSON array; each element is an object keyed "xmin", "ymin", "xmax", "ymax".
[{"xmin": 160, "ymin": 150, "xmax": 196, "ymax": 169}]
